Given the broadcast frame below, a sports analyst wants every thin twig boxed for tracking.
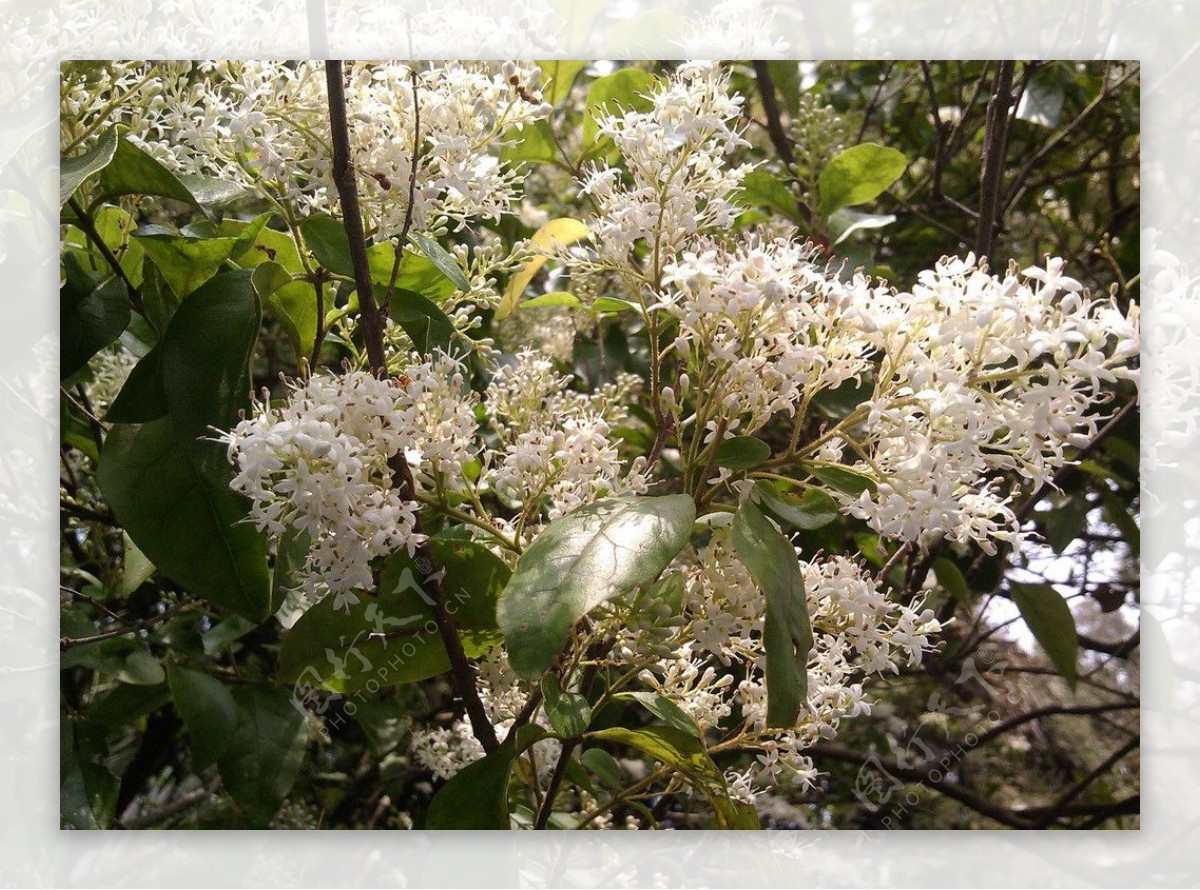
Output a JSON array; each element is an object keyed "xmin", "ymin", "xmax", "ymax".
[
  {"xmin": 752, "ymin": 61, "xmax": 794, "ymax": 167},
  {"xmin": 67, "ymin": 196, "xmax": 146, "ymax": 317}
]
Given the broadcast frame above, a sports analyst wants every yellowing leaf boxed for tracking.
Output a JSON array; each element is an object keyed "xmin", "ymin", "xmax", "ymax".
[{"xmin": 497, "ymin": 218, "xmax": 589, "ymax": 320}]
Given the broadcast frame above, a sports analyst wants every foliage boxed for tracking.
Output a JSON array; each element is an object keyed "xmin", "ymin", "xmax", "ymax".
[{"xmin": 60, "ymin": 59, "xmax": 1139, "ymax": 830}]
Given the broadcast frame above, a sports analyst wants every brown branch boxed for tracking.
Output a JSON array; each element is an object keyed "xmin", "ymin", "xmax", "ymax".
[
  {"xmin": 752, "ymin": 61, "xmax": 794, "ymax": 167},
  {"xmin": 1031, "ymin": 735, "xmax": 1139, "ymax": 828},
  {"xmin": 969, "ymin": 700, "xmax": 1138, "ymax": 750},
  {"xmin": 381, "ymin": 66, "xmax": 423, "ymax": 316},
  {"xmin": 325, "ymin": 60, "xmax": 497, "ymax": 753},
  {"xmin": 60, "ymin": 599, "xmax": 196, "ymax": 649},
  {"xmin": 974, "ymin": 61, "xmax": 1015, "ymax": 264},
  {"xmin": 534, "ymin": 738, "xmax": 579, "ymax": 830}
]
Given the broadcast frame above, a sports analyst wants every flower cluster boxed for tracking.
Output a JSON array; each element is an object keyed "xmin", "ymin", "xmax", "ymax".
[
  {"xmin": 221, "ymin": 356, "xmax": 477, "ymax": 614},
  {"xmin": 579, "ymin": 62, "xmax": 752, "ymax": 273},
  {"xmin": 634, "ymin": 536, "xmax": 941, "ymax": 797},
  {"xmin": 837, "ymin": 255, "xmax": 1140, "ymax": 553},
  {"xmin": 89, "ymin": 60, "xmax": 551, "ymax": 236},
  {"xmin": 486, "ymin": 350, "xmax": 649, "ymax": 523}
]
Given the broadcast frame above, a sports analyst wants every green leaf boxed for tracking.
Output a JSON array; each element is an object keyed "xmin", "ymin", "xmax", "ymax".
[
  {"xmin": 166, "ymin": 664, "xmax": 238, "ymax": 769},
  {"xmin": 733, "ymin": 500, "xmax": 812, "ymax": 728},
  {"xmin": 713, "ymin": 436, "xmax": 771, "ymax": 470},
  {"xmin": 298, "ymin": 214, "xmax": 355, "ymax": 276},
  {"xmin": 519, "ymin": 290, "xmax": 581, "ymax": 310},
  {"xmin": 379, "ymin": 246, "xmax": 456, "ymax": 300},
  {"xmin": 816, "ymin": 143, "xmax": 907, "ymax": 218},
  {"xmin": 619, "ymin": 690, "xmax": 701, "ymax": 737},
  {"xmin": 500, "ymin": 119, "xmax": 559, "ymax": 165},
  {"xmin": 134, "ymin": 232, "xmax": 240, "ymax": 300},
  {"xmin": 542, "ymin": 674, "xmax": 593, "ymax": 738},
  {"xmin": 580, "ymin": 747, "xmax": 623, "ymax": 789},
  {"xmin": 753, "ymin": 481, "xmax": 839, "ymax": 531},
  {"xmin": 497, "ymin": 494, "xmax": 697, "ymax": 678},
  {"xmin": 425, "ymin": 724, "xmax": 546, "ymax": 829},
  {"xmin": 735, "ymin": 170, "xmax": 802, "ymax": 222},
  {"xmin": 587, "ymin": 726, "xmax": 759, "ymax": 829},
  {"xmin": 95, "ymin": 135, "xmax": 199, "ymax": 209},
  {"xmin": 250, "ymin": 260, "xmax": 313, "ymax": 362},
  {"xmin": 60, "ymin": 127, "xmax": 118, "ymax": 207},
  {"xmin": 105, "ymin": 343, "xmax": 167, "ymax": 423},
  {"xmin": 933, "ymin": 557, "xmax": 971, "ymax": 603},
  {"xmin": 538, "ymin": 60, "xmax": 588, "ymax": 105},
  {"xmin": 159, "ymin": 269, "xmax": 261, "ymax": 475},
  {"xmin": 583, "ymin": 68, "xmax": 659, "ymax": 149},
  {"xmin": 219, "ymin": 684, "xmax": 308, "ymax": 826},
  {"xmin": 277, "ymin": 539, "xmax": 509, "ymax": 693},
  {"xmin": 202, "ymin": 616, "xmax": 257, "ymax": 656},
  {"xmin": 800, "ymin": 461, "xmax": 878, "ymax": 497},
  {"xmin": 409, "ymin": 231, "xmax": 470, "ymax": 291},
  {"xmin": 1008, "ymin": 581, "xmax": 1078, "ymax": 688},
  {"xmin": 61, "ymin": 272, "xmax": 130, "ymax": 380},
  {"xmin": 113, "ymin": 533, "xmax": 155, "ymax": 598},
  {"xmin": 177, "ymin": 174, "xmax": 250, "ymax": 210},
  {"xmin": 591, "ymin": 296, "xmax": 637, "ymax": 315},
  {"xmin": 60, "ymin": 739, "xmax": 120, "ymax": 829},
  {"xmin": 97, "ymin": 418, "xmax": 271, "ymax": 621},
  {"xmin": 389, "ymin": 287, "xmax": 460, "ymax": 358}
]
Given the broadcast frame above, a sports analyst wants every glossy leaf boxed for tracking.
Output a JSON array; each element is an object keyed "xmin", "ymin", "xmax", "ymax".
[
  {"xmin": 497, "ymin": 494, "xmax": 696, "ymax": 678},
  {"xmin": 542, "ymin": 674, "xmax": 593, "ymax": 738},
  {"xmin": 97, "ymin": 418, "xmax": 271, "ymax": 621},
  {"xmin": 828, "ymin": 208, "xmax": 897, "ymax": 245},
  {"xmin": 60, "ymin": 126, "xmax": 118, "ymax": 207},
  {"xmin": 425, "ymin": 724, "xmax": 546, "ymax": 829},
  {"xmin": 619, "ymin": 690, "xmax": 701, "ymax": 737},
  {"xmin": 538, "ymin": 60, "xmax": 588, "ymax": 105},
  {"xmin": 134, "ymin": 232, "xmax": 240, "ymax": 300},
  {"xmin": 389, "ymin": 287, "xmax": 460, "ymax": 358},
  {"xmin": 801, "ymin": 461, "xmax": 878, "ymax": 497},
  {"xmin": 733, "ymin": 500, "xmax": 812, "ymax": 728},
  {"xmin": 933, "ymin": 557, "xmax": 971, "ymax": 603},
  {"xmin": 409, "ymin": 231, "xmax": 470, "ymax": 291},
  {"xmin": 500, "ymin": 119, "xmax": 558, "ymax": 164},
  {"xmin": 588, "ymin": 726, "xmax": 759, "ymax": 829},
  {"xmin": 753, "ymin": 481, "xmax": 839, "ymax": 531},
  {"xmin": 519, "ymin": 290, "xmax": 581, "ymax": 310},
  {"xmin": 816, "ymin": 143, "xmax": 907, "ymax": 218},
  {"xmin": 713, "ymin": 436, "xmax": 771, "ymax": 470},
  {"xmin": 1009, "ymin": 581, "xmax": 1078, "ymax": 688},
  {"xmin": 95, "ymin": 135, "xmax": 199, "ymax": 209},
  {"xmin": 220, "ymin": 684, "xmax": 308, "ymax": 826},
  {"xmin": 105, "ymin": 343, "xmax": 167, "ymax": 423},
  {"xmin": 736, "ymin": 170, "xmax": 802, "ymax": 222}
]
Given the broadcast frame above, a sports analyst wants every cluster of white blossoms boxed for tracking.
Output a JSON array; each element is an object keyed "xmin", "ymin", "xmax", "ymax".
[
  {"xmin": 633, "ymin": 537, "xmax": 941, "ymax": 798},
  {"xmin": 836, "ymin": 255, "xmax": 1140, "ymax": 553},
  {"xmin": 77, "ymin": 60, "xmax": 551, "ymax": 236},
  {"xmin": 579, "ymin": 61, "xmax": 753, "ymax": 272},
  {"xmin": 486, "ymin": 351, "xmax": 649, "ymax": 523},
  {"xmin": 662, "ymin": 235, "xmax": 875, "ymax": 434},
  {"xmin": 221, "ymin": 356, "xmax": 477, "ymax": 612}
]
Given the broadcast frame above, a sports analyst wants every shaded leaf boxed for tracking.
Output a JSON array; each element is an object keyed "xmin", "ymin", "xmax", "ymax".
[
  {"xmin": 425, "ymin": 725, "xmax": 546, "ymax": 829},
  {"xmin": 166, "ymin": 664, "xmax": 237, "ymax": 769},
  {"xmin": 542, "ymin": 674, "xmax": 593, "ymax": 738},
  {"xmin": 733, "ymin": 501, "xmax": 811, "ymax": 727},
  {"xmin": 220, "ymin": 684, "xmax": 308, "ymax": 826},
  {"xmin": 95, "ymin": 135, "xmax": 199, "ymax": 209},
  {"xmin": 97, "ymin": 417, "xmax": 271, "ymax": 621},
  {"xmin": 61, "ymin": 272, "xmax": 130, "ymax": 380},
  {"xmin": 801, "ymin": 461, "xmax": 878, "ymax": 497},
  {"xmin": 410, "ymin": 231, "xmax": 470, "ymax": 291},
  {"xmin": 1009, "ymin": 581, "xmax": 1078, "ymax": 688}
]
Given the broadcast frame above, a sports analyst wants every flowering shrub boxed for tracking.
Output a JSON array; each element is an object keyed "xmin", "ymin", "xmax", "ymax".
[{"xmin": 60, "ymin": 60, "xmax": 1139, "ymax": 829}]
